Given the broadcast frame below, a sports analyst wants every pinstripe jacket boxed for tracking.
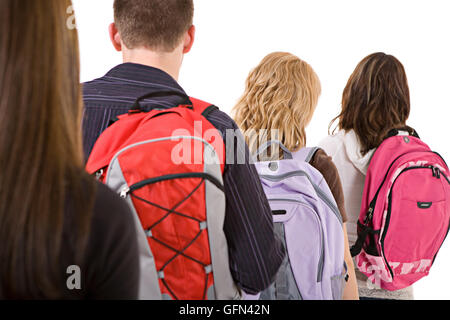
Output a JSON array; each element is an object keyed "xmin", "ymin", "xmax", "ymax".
[{"xmin": 81, "ymin": 63, "xmax": 285, "ymax": 294}]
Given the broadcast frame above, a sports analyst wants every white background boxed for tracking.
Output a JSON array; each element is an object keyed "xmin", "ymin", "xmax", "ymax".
[{"xmin": 73, "ymin": 0, "xmax": 450, "ymax": 299}]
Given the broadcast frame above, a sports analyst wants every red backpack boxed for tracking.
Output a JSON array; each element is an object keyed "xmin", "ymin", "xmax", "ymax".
[
  {"xmin": 86, "ymin": 92, "xmax": 241, "ymax": 300},
  {"xmin": 351, "ymin": 129, "xmax": 450, "ymax": 291}
]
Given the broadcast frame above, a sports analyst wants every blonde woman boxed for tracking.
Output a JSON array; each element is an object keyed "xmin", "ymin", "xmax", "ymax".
[{"xmin": 233, "ymin": 52, "xmax": 359, "ymax": 300}]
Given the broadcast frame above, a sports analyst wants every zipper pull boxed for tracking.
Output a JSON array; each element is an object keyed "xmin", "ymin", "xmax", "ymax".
[
  {"xmin": 95, "ymin": 169, "xmax": 104, "ymax": 181},
  {"xmin": 120, "ymin": 186, "xmax": 130, "ymax": 199},
  {"xmin": 431, "ymin": 166, "xmax": 441, "ymax": 179},
  {"xmin": 436, "ymin": 168, "xmax": 441, "ymax": 179},
  {"xmin": 364, "ymin": 207, "xmax": 374, "ymax": 225}
]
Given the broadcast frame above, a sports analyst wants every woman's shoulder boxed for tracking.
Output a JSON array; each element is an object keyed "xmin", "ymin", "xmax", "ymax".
[
  {"xmin": 309, "ymin": 149, "xmax": 348, "ymax": 223},
  {"xmin": 85, "ymin": 179, "xmax": 140, "ymax": 299},
  {"xmin": 62, "ymin": 174, "xmax": 139, "ymax": 299},
  {"xmin": 310, "ymin": 149, "xmax": 339, "ymax": 181},
  {"xmin": 93, "ymin": 180, "xmax": 130, "ymax": 212},
  {"xmin": 90, "ymin": 180, "xmax": 136, "ymax": 234},
  {"xmin": 318, "ymin": 131, "xmax": 346, "ymax": 157},
  {"xmin": 65, "ymin": 173, "xmax": 134, "ymax": 231}
]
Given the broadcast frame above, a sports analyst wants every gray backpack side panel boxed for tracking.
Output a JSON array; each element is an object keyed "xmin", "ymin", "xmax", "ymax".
[
  {"xmin": 204, "ymin": 144, "xmax": 242, "ymax": 300},
  {"xmin": 106, "ymin": 157, "xmax": 162, "ymax": 300},
  {"xmin": 259, "ymin": 223, "xmax": 302, "ymax": 300}
]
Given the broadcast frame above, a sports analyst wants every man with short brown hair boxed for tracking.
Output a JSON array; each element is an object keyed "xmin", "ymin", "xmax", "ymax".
[
  {"xmin": 114, "ymin": 0, "xmax": 194, "ymax": 52},
  {"xmin": 82, "ymin": 0, "xmax": 284, "ymax": 297}
]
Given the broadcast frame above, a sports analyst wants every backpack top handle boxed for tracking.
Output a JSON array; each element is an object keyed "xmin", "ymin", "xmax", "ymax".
[
  {"xmin": 130, "ymin": 90, "xmax": 193, "ymax": 113},
  {"xmin": 253, "ymin": 140, "xmax": 294, "ymax": 161}
]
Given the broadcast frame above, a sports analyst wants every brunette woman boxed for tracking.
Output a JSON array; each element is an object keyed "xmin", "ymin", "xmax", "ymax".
[
  {"xmin": 320, "ymin": 52, "xmax": 415, "ymax": 300},
  {"xmin": 0, "ymin": 0, "xmax": 140, "ymax": 299}
]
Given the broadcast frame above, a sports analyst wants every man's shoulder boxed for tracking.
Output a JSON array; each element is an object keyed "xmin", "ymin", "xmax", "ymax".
[
  {"xmin": 82, "ymin": 77, "xmax": 107, "ymax": 95},
  {"xmin": 205, "ymin": 107, "xmax": 240, "ymax": 138},
  {"xmin": 190, "ymin": 97, "xmax": 239, "ymax": 134},
  {"xmin": 206, "ymin": 106, "xmax": 237, "ymax": 127}
]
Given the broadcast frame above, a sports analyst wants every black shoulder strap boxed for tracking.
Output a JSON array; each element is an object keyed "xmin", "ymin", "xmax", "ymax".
[
  {"xmin": 386, "ymin": 126, "xmax": 420, "ymax": 140},
  {"xmin": 107, "ymin": 116, "xmax": 120, "ymax": 128},
  {"xmin": 130, "ymin": 90, "xmax": 193, "ymax": 112},
  {"xmin": 305, "ymin": 147, "xmax": 321, "ymax": 164},
  {"xmin": 201, "ymin": 105, "xmax": 219, "ymax": 118},
  {"xmin": 350, "ymin": 221, "xmax": 381, "ymax": 257}
]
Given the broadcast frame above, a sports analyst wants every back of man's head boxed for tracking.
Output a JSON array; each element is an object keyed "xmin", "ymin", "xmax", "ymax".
[{"xmin": 114, "ymin": 0, "xmax": 194, "ymax": 52}]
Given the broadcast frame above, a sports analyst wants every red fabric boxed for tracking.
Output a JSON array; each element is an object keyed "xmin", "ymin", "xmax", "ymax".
[
  {"xmin": 86, "ymin": 99, "xmax": 225, "ymax": 174},
  {"xmin": 86, "ymin": 99, "xmax": 225, "ymax": 299}
]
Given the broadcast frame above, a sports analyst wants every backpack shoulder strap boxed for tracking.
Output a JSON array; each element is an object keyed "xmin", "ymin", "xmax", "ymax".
[
  {"xmin": 385, "ymin": 126, "xmax": 420, "ymax": 140},
  {"xmin": 189, "ymin": 97, "xmax": 218, "ymax": 117},
  {"xmin": 293, "ymin": 147, "xmax": 321, "ymax": 164}
]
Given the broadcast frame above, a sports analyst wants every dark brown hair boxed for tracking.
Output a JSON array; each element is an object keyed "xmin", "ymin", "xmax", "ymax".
[
  {"xmin": 114, "ymin": 0, "xmax": 194, "ymax": 52},
  {"xmin": 0, "ymin": 0, "xmax": 95, "ymax": 299},
  {"xmin": 330, "ymin": 52, "xmax": 412, "ymax": 155}
]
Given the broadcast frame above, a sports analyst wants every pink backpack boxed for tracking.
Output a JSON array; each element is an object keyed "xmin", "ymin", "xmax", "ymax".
[{"xmin": 350, "ymin": 129, "xmax": 450, "ymax": 291}]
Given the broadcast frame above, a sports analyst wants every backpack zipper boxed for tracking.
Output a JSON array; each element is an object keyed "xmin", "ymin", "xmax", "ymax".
[
  {"xmin": 363, "ymin": 151, "xmax": 449, "ymax": 226},
  {"xmin": 104, "ymin": 135, "xmax": 221, "ymax": 188},
  {"xmin": 268, "ymin": 198, "xmax": 325, "ymax": 283},
  {"xmin": 433, "ymin": 151, "xmax": 448, "ymax": 167},
  {"xmin": 380, "ymin": 165, "xmax": 448, "ymax": 279},
  {"xmin": 120, "ymin": 172, "xmax": 224, "ymax": 198},
  {"xmin": 260, "ymin": 170, "xmax": 343, "ymax": 225},
  {"xmin": 440, "ymin": 169, "xmax": 450, "ymax": 185}
]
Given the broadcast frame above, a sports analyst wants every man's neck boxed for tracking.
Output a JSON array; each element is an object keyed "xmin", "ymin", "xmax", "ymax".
[{"xmin": 122, "ymin": 48, "xmax": 183, "ymax": 81}]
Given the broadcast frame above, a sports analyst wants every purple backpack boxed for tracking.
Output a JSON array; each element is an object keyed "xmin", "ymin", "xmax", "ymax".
[{"xmin": 247, "ymin": 141, "xmax": 348, "ymax": 300}]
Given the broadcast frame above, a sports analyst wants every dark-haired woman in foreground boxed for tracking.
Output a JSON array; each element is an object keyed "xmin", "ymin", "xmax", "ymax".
[
  {"xmin": 319, "ymin": 52, "xmax": 415, "ymax": 300},
  {"xmin": 0, "ymin": 0, "xmax": 139, "ymax": 299}
]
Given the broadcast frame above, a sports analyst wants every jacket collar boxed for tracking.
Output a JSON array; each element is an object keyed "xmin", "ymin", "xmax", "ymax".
[{"xmin": 104, "ymin": 63, "xmax": 187, "ymax": 95}]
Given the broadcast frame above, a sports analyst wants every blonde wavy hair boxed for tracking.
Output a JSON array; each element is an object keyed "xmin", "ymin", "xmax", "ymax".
[{"xmin": 233, "ymin": 52, "xmax": 321, "ymax": 156}]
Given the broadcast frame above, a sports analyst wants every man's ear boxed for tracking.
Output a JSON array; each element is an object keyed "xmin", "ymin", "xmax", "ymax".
[
  {"xmin": 182, "ymin": 25, "xmax": 196, "ymax": 54},
  {"xmin": 108, "ymin": 23, "xmax": 122, "ymax": 52}
]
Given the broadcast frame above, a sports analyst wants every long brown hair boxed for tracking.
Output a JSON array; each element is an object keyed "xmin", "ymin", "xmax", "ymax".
[
  {"xmin": 0, "ymin": 0, "xmax": 95, "ymax": 299},
  {"xmin": 330, "ymin": 52, "xmax": 412, "ymax": 155}
]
